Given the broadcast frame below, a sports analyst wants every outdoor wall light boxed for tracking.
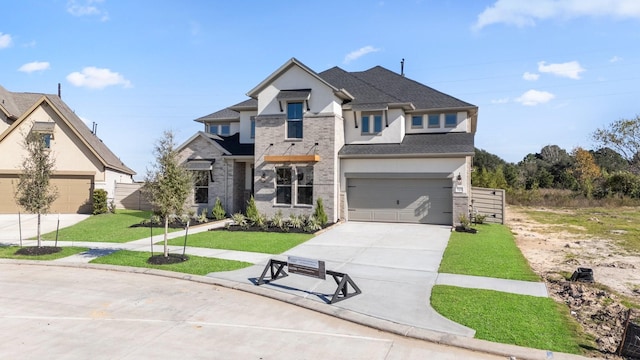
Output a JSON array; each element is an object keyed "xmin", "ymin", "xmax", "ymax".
[
  {"xmin": 456, "ymin": 173, "xmax": 462, "ymax": 185},
  {"xmin": 260, "ymin": 172, "xmax": 267, "ymax": 182}
]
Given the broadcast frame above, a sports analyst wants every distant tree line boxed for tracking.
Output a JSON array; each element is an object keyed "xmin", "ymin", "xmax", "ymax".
[{"xmin": 473, "ymin": 115, "xmax": 640, "ymax": 202}]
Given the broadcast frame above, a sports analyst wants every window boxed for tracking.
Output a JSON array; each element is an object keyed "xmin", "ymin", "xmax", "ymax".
[
  {"xmin": 41, "ymin": 133, "xmax": 52, "ymax": 149},
  {"xmin": 445, "ymin": 113, "xmax": 457, "ymax": 128},
  {"xmin": 411, "ymin": 115, "xmax": 423, "ymax": 128},
  {"xmin": 275, "ymin": 166, "xmax": 314, "ymax": 206},
  {"xmin": 208, "ymin": 123, "xmax": 231, "ymax": 136},
  {"xmin": 193, "ymin": 170, "xmax": 209, "ymax": 204},
  {"xmin": 276, "ymin": 167, "xmax": 292, "ymax": 204},
  {"xmin": 361, "ymin": 112, "xmax": 383, "ymax": 134},
  {"xmin": 250, "ymin": 116, "xmax": 256, "ymax": 139},
  {"xmin": 428, "ymin": 114, "xmax": 440, "ymax": 128},
  {"xmin": 296, "ymin": 166, "xmax": 313, "ymax": 205},
  {"xmin": 287, "ymin": 102, "xmax": 303, "ymax": 139}
]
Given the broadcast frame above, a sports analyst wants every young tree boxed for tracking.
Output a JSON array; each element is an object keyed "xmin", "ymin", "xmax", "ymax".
[
  {"xmin": 143, "ymin": 130, "xmax": 193, "ymax": 258},
  {"xmin": 15, "ymin": 131, "xmax": 58, "ymax": 248},
  {"xmin": 572, "ymin": 147, "xmax": 601, "ymax": 198}
]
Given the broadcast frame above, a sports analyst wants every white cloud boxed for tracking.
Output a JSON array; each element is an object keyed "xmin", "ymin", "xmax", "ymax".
[
  {"xmin": 515, "ymin": 89, "xmax": 555, "ymax": 106},
  {"xmin": 67, "ymin": 0, "xmax": 109, "ymax": 21},
  {"xmin": 0, "ymin": 33, "xmax": 12, "ymax": 49},
  {"xmin": 538, "ymin": 61, "xmax": 585, "ymax": 79},
  {"xmin": 66, "ymin": 67, "xmax": 132, "ymax": 89},
  {"xmin": 610, "ymin": 55, "xmax": 623, "ymax": 63},
  {"xmin": 473, "ymin": 0, "xmax": 640, "ymax": 30},
  {"xmin": 522, "ymin": 72, "xmax": 539, "ymax": 81},
  {"xmin": 344, "ymin": 46, "xmax": 380, "ymax": 64},
  {"xmin": 18, "ymin": 61, "xmax": 51, "ymax": 73}
]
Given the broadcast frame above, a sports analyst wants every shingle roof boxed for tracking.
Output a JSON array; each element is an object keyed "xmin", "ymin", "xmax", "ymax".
[
  {"xmin": 0, "ymin": 86, "xmax": 135, "ymax": 175},
  {"xmin": 319, "ymin": 66, "xmax": 475, "ymax": 110},
  {"xmin": 212, "ymin": 133, "xmax": 254, "ymax": 156},
  {"xmin": 338, "ymin": 133, "xmax": 474, "ymax": 157},
  {"xmin": 195, "ymin": 99, "xmax": 258, "ymax": 123}
]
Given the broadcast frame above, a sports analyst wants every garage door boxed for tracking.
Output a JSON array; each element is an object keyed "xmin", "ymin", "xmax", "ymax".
[
  {"xmin": 0, "ymin": 175, "xmax": 93, "ymax": 214},
  {"xmin": 347, "ymin": 178, "xmax": 452, "ymax": 225}
]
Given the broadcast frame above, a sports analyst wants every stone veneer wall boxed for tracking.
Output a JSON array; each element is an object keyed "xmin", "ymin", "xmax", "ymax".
[
  {"xmin": 253, "ymin": 113, "xmax": 339, "ymax": 222},
  {"xmin": 453, "ymin": 192, "xmax": 470, "ymax": 226}
]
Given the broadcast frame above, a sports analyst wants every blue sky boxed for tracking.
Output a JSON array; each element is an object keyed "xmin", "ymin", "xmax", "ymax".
[{"xmin": 3, "ymin": 0, "xmax": 640, "ymax": 178}]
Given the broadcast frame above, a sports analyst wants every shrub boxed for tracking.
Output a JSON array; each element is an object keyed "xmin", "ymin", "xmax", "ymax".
[
  {"xmin": 92, "ymin": 189, "xmax": 109, "ymax": 215},
  {"xmin": 196, "ymin": 209, "xmax": 208, "ymax": 223},
  {"xmin": 246, "ymin": 196, "xmax": 259, "ymax": 222},
  {"xmin": 458, "ymin": 214, "xmax": 471, "ymax": 230},
  {"xmin": 270, "ymin": 210, "xmax": 287, "ymax": 231},
  {"xmin": 304, "ymin": 215, "xmax": 322, "ymax": 233},
  {"xmin": 313, "ymin": 198, "xmax": 328, "ymax": 226},
  {"xmin": 254, "ymin": 212, "xmax": 268, "ymax": 230},
  {"xmin": 474, "ymin": 213, "xmax": 487, "ymax": 224},
  {"xmin": 289, "ymin": 214, "xmax": 303, "ymax": 229},
  {"xmin": 211, "ymin": 198, "xmax": 226, "ymax": 220},
  {"xmin": 231, "ymin": 213, "xmax": 247, "ymax": 228}
]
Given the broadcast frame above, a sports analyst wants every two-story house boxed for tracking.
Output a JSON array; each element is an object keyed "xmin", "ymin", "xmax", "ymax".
[{"xmin": 177, "ymin": 58, "xmax": 477, "ymax": 225}]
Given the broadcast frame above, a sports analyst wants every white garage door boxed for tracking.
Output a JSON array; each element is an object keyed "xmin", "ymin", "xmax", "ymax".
[{"xmin": 347, "ymin": 178, "xmax": 452, "ymax": 225}]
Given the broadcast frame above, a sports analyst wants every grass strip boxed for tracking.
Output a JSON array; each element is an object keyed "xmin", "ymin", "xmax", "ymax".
[
  {"xmin": 0, "ymin": 246, "xmax": 89, "ymax": 260},
  {"xmin": 165, "ymin": 230, "xmax": 313, "ymax": 254},
  {"xmin": 439, "ymin": 223, "xmax": 539, "ymax": 281},
  {"xmin": 431, "ymin": 285, "xmax": 592, "ymax": 354},
  {"xmin": 90, "ymin": 250, "xmax": 252, "ymax": 275},
  {"xmin": 40, "ymin": 210, "xmax": 179, "ymax": 243}
]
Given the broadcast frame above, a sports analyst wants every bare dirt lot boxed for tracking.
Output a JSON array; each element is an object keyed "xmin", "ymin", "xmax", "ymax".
[{"xmin": 506, "ymin": 206, "xmax": 640, "ymax": 358}]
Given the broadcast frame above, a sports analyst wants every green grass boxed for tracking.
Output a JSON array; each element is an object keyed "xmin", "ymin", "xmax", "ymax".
[
  {"xmin": 40, "ymin": 210, "xmax": 179, "ymax": 243},
  {"xmin": 90, "ymin": 250, "xmax": 252, "ymax": 275},
  {"xmin": 522, "ymin": 207, "xmax": 640, "ymax": 252},
  {"xmin": 165, "ymin": 230, "xmax": 313, "ymax": 254},
  {"xmin": 0, "ymin": 246, "xmax": 89, "ymax": 260},
  {"xmin": 438, "ymin": 223, "xmax": 539, "ymax": 281},
  {"xmin": 431, "ymin": 286, "xmax": 593, "ymax": 354}
]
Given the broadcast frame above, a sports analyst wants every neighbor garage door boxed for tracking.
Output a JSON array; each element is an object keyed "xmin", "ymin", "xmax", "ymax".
[
  {"xmin": 347, "ymin": 178, "xmax": 452, "ymax": 225},
  {"xmin": 0, "ymin": 174, "xmax": 93, "ymax": 214}
]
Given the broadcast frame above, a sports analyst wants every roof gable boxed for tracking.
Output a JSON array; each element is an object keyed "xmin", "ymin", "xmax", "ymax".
[{"xmin": 0, "ymin": 87, "xmax": 135, "ymax": 175}]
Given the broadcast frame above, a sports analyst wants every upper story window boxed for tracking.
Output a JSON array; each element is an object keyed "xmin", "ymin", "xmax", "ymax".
[
  {"xmin": 444, "ymin": 113, "xmax": 458, "ymax": 128},
  {"xmin": 42, "ymin": 133, "xmax": 52, "ymax": 149},
  {"xmin": 250, "ymin": 116, "xmax": 256, "ymax": 139},
  {"xmin": 361, "ymin": 112, "xmax": 383, "ymax": 134},
  {"xmin": 428, "ymin": 114, "xmax": 440, "ymax": 128},
  {"xmin": 287, "ymin": 102, "xmax": 303, "ymax": 139},
  {"xmin": 208, "ymin": 123, "xmax": 230, "ymax": 136},
  {"xmin": 411, "ymin": 115, "xmax": 423, "ymax": 128}
]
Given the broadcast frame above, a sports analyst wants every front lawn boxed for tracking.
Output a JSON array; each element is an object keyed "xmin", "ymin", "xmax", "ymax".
[
  {"xmin": 431, "ymin": 286, "xmax": 593, "ymax": 354},
  {"xmin": 438, "ymin": 223, "xmax": 539, "ymax": 281},
  {"xmin": 90, "ymin": 250, "xmax": 252, "ymax": 275},
  {"xmin": 40, "ymin": 210, "xmax": 180, "ymax": 243},
  {"xmin": 165, "ymin": 230, "xmax": 313, "ymax": 254},
  {"xmin": 0, "ymin": 246, "xmax": 89, "ymax": 260}
]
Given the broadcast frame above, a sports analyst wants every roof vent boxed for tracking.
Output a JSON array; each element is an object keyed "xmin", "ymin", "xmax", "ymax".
[{"xmin": 400, "ymin": 58, "xmax": 405, "ymax": 76}]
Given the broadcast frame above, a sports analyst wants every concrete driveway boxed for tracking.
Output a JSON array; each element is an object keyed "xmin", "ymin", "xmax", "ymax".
[
  {"xmin": 212, "ymin": 221, "xmax": 475, "ymax": 337},
  {"xmin": 0, "ymin": 214, "xmax": 89, "ymax": 243}
]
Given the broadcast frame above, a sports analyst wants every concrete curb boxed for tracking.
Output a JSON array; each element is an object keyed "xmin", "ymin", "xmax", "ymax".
[{"xmin": 0, "ymin": 259, "xmax": 592, "ymax": 360}]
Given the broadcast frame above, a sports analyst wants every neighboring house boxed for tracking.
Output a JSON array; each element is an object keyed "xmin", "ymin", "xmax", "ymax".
[
  {"xmin": 177, "ymin": 58, "xmax": 477, "ymax": 225},
  {"xmin": 0, "ymin": 85, "xmax": 135, "ymax": 214}
]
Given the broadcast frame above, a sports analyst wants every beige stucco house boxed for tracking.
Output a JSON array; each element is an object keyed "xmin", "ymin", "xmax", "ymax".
[
  {"xmin": 0, "ymin": 86, "xmax": 135, "ymax": 214},
  {"xmin": 177, "ymin": 58, "xmax": 478, "ymax": 225}
]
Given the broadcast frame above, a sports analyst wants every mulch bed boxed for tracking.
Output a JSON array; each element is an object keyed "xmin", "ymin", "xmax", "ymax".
[
  {"xmin": 15, "ymin": 246, "xmax": 62, "ymax": 256},
  {"xmin": 147, "ymin": 253, "xmax": 189, "ymax": 265}
]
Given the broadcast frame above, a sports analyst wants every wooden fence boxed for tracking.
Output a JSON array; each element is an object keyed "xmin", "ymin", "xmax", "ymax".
[
  {"xmin": 471, "ymin": 187, "xmax": 505, "ymax": 224},
  {"xmin": 114, "ymin": 182, "xmax": 152, "ymax": 211}
]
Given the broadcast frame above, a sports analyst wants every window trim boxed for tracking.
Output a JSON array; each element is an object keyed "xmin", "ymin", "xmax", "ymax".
[
  {"xmin": 411, "ymin": 115, "xmax": 423, "ymax": 129},
  {"xmin": 286, "ymin": 102, "xmax": 303, "ymax": 139},
  {"xmin": 192, "ymin": 170, "xmax": 210, "ymax": 204},
  {"xmin": 444, "ymin": 113, "xmax": 458, "ymax": 128},
  {"xmin": 361, "ymin": 111, "xmax": 384, "ymax": 135},
  {"xmin": 428, "ymin": 114, "xmax": 440, "ymax": 128}
]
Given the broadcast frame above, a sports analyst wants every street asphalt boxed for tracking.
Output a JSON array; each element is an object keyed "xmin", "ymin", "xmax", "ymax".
[{"xmin": 0, "ymin": 214, "xmax": 589, "ymax": 360}]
